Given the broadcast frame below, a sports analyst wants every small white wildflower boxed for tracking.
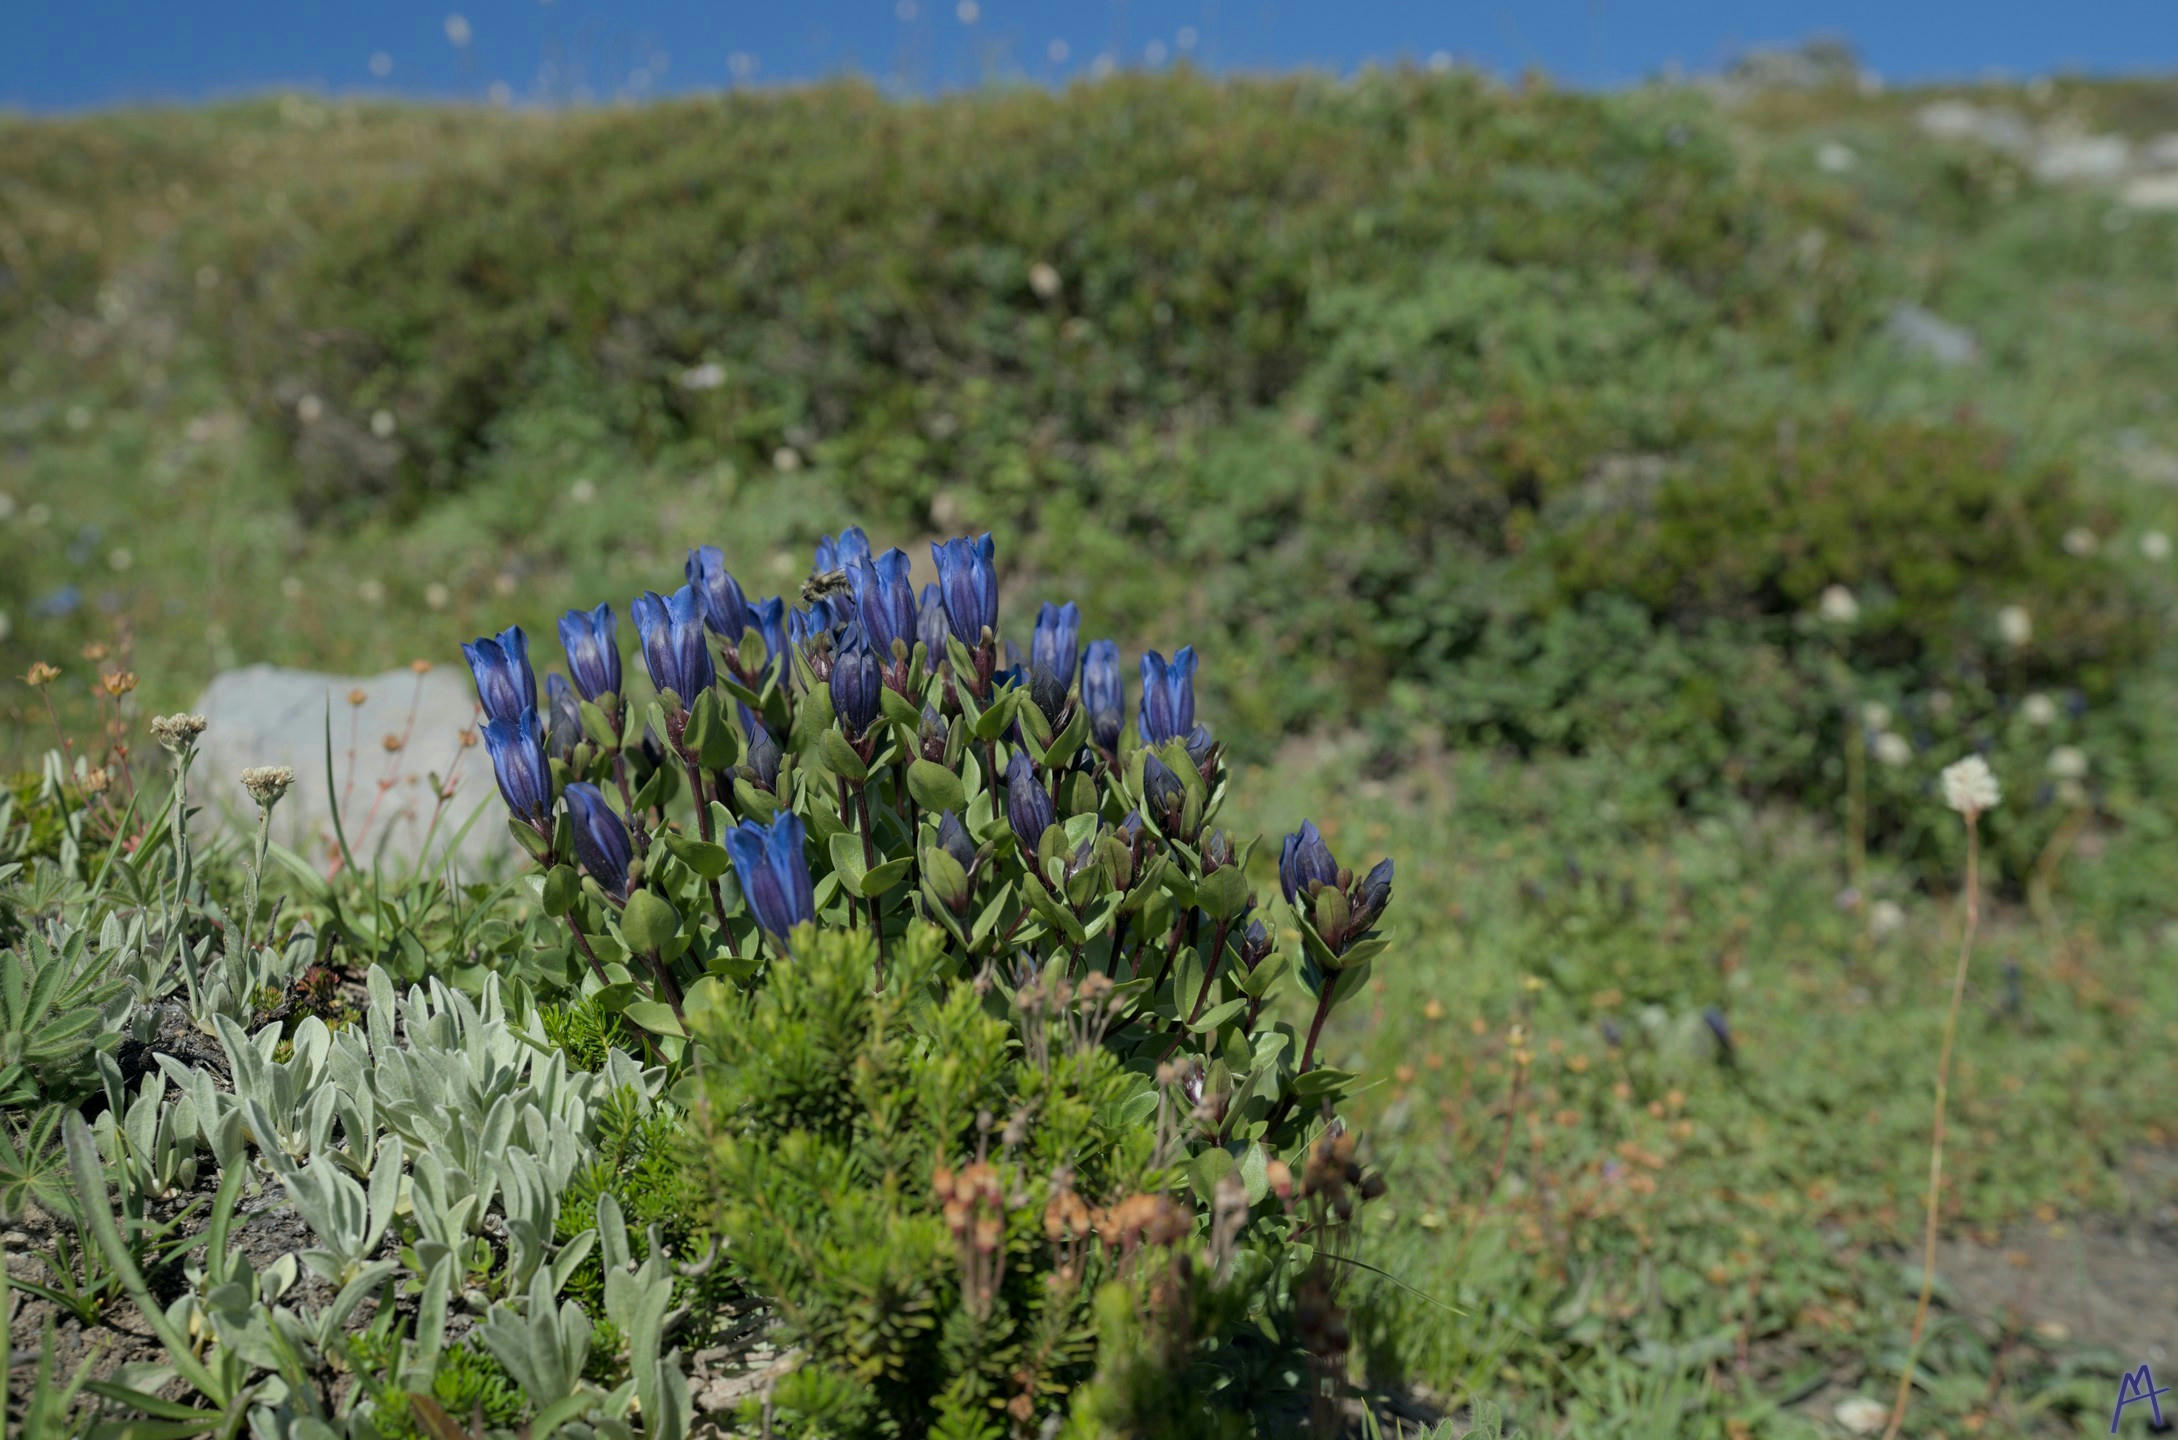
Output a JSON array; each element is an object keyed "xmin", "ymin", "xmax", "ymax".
[
  {"xmin": 370, "ymin": 408, "xmax": 397, "ymax": 438},
  {"xmin": 678, "ymin": 362, "xmax": 725, "ymax": 392},
  {"xmin": 1817, "ymin": 140, "xmax": 1857, "ymax": 173},
  {"xmin": 568, "ymin": 477, "xmax": 597, "ymax": 504},
  {"xmin": 772, "ymin": 446, "xmax": 802, "ymax": 473},
  {"xmin": 1997, "ymin": 604, "xmax": 2032, "ymax": 647},
  {"xmin": 2142, "ymin": 530, "xmax": 2172, "ymax": 562},
  {"xmin": 1818, "ymin": 584, "xmax": 1859, "ymax": 625},
  {"xmin": 1873, "ymin": 731, "xmax": 1912, "ymax": 767},
  {"xmin": 296, "ymin": 393, "xmax": 324, "ymax": 425},
  {"xmin": 424, "ymin": 581, "xmax": 451, "ymax": 610},
  {"xmin": 2061, "ymin": 526, "xmax": 2098, "ymax": 557},
  {"xmin": 1860, "ymin": 701, "xmax": 1892, "ymax": 734},
  {"xmin": 2020, "ymin": 692, "xmax": 2058, "ymax": 727},
  {"xmin": 1029, "ymin": 262, "xmax": 1062, "ymax": 300},
  {"xmin": 2047, "ymin": 745, "xmax": 2088, "ymax": 781},
  {"xmin": 150, "ymin": 713, "xmax": 209, "ymax": 753},
  {"xmin": 1869, "ymin": 899, "xmax": 1906, "ymax": 938},
  {"xmin": 1941, "ymin": 754, "xmax": 2002, "ymax": 816},
  {"xmin": 280, "ymin": 574, "xmax": 305, "ymax": 601},
  {"xmin": 240, "ymin": 764, "xmax": 295, "ymax": 808}
]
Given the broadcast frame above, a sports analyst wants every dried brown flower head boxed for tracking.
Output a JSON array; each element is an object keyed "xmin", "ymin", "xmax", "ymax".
[
  {"xmin": 101, "ymin": 670, "xmax": 138, "ymax": 697},
  {"xmin": 24, "ymin": 661, "xmax": 60, "ymax": 687},
  {"xmin": 240, "ymin": 765, "xmax": 295, "ymax": 808}
]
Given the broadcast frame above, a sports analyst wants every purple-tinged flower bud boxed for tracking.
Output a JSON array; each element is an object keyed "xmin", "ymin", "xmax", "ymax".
[
  {"xmin": 1137, "ymin": 646, "xmax": 1197, "ymax": 746},
  {"xmin": 931, "ymin": 533, "xmax": 999, "ymax": 647},
  {"xmin": 1350, "ymin": 857, "xmax": 1394, "ymax": 931},
  {"xmin": 482, "ymin": 707, "xmax": 553, "ymax": 826},
  {"xmin": 829, "ymin": 626, "xmax": 882, "ymax": 738},
  {"xmin": 726, "ymin": 813, "xmax": 814, "ymax": 947},
  {"xmin": 916, "ymin": 583, "xmax": 949, "ymax": 660},
  {"xmin": 1202, "ymin": 829, "xmax": 1233, "ymax": 872},
  {"xmin": 1031, "ymin": 601, "xmax": 1081, "ymax": 690},
  {"xmin": 686, "ymin": 547, "xmax": 754, "ymax": 643},
  {"xmin": 1184, "ymin": 723, "xmax": 1217, "ymax": 776},
  {"xmin": 556, "ymin": 604, "xmax": 622, "ymax": 703},
  {"xmin": 462, "ymin": 626, "xmax": 536, "ymax": 725},
  {"xmin": 632, "ymin": 585, "xmax": 715, "ymax": 705},
  {"xmin": 1005, "ymin": 750, "xmax": 1054, "ymax": 852},
  {"xmin": 1141, "ymin": 755, "xmax": 1186, "ymax": 829},
  {"xmin": 935, "ymin": 809, "xmax": 978, "ymax": 876},
  {"xmin": 738, "ymin": 704, "xmax": 781, "ymax": 791},
  {"xmin": 919, "ymin": 704, "xmax": 948, "ymax": 762},
  {"xmin": 544, "ymin": 673, "xmax": 582, "ymax": 761},
  {"xmin": 1278, "ymin": 821, "xmax": 1340, "ymax": 905},
  {"xmin": 564, "ymin": 781, "xmax": 633, "ymax": 900},
  {"xmin": 1238, "ymin": 917, "xmax": 1273, "ymax": 969},
  {"xmin": 1029, "ymin": 664, "xmax": 1070, "ymax": 729},
  {"xmin": 850, "ymin": 548, "xmax": 918, "ymax": 659},
  {"xmin": 1081, "ymin": 640, "xmax": 1123, "ymax": 751}
]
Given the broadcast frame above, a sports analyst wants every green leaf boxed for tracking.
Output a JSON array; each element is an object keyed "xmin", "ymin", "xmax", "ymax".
[
  {"xmin": 1194, "ymin": 865, "xmax": 1251, "ymax": 921},
  {"xmin": 541, "ymin": 865, "xmax": 580, "ymax": 918},
  {"xmin": 858, "ymin": 856, "xmax": 913, "ymax": 897},
  {"xmin": 1190, "ymin": 997, "xmax": 1247, "ymax": 1033},
  {"xmin": 1187, "ymin": 1147, "xmax": 1236, "ymax": 1202},
  {"xmin": 1289, "ymin": 1066, "xmax": 1355, "ymax": 1102},
  {"xmin": 659, "ymin": 831, "xmax": 730, "ymax": 880},
  {"xmin": 878, "ymin": 685, "xmax": 924, "ymax": 730},
  {"xmin": 818, "ymin": 728, "xmax": 869, "ymax": 784},
  {"xmin": 619, "ymin": 890, "xmax": 681, "ymax": 955},
  {"xmin": 905, "ymin": 758, "xmax": 967, "ymax": 816},
  {"xmin": 828, "ymin": 831, "xmax": 868, "ymax": 888},
  {"xmin": 578, "ymin": 698, "xmax": 620, "ymax": 751},
  {"xmin": 1238, "ymin": 1142, "xmax": 1270, "ymax": 1205},
  {"xmin": 623, "ymin": 1001, "xmax": 686, "ymax": 1038},
  {"xmin": 971, "ymin": 687, "xmax": 1018, "ymax": 742}
]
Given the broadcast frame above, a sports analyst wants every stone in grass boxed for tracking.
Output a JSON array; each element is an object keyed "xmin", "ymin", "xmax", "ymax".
[
  {"xmin": 1833, "ymin": 1396, "xmax": 1888, "ymax": 1435},
  {"xmin": 191, "ymin": 664, "xmax": 512, "ymax": 874}
]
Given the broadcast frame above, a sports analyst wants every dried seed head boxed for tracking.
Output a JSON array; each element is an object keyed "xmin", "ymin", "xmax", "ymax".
[
  {"xmin": 101, "ymin": 670, "xmax": 139, "ymax": 697},
  {"xmin": 150, "ymin": 713, "xmax": 208, "ymax": 752},
  {"xmin": 347, "ymin": 687, "xmax": 369, "ymax": 707},
  {"xmin": 82, "ymin": 767, "xmax": 112, "ymax": 795},
  {"xmin": 241, "ymin": 764, "xmax": 296, "ymax": 808},
  {"xmin": 24, "ymin": 661, "xmax": 60, "ymax": 687},
  {"xmin": 409, "ymin": 658, "xmax": 432, "ymax": 674}
]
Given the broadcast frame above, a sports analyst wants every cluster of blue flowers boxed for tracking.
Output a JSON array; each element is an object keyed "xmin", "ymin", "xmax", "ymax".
[{"xmin": 461, "ymin": 524, "xmax": 1390, "ymax": 1064}]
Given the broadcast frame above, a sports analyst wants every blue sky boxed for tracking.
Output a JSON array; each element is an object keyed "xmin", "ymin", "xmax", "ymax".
[{"xmin": 6, "ymin": 0, "xmax": 2176, "ymax": 112}]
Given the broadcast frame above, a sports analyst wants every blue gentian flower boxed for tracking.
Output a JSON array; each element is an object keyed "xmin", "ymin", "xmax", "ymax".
[
  {"xmin": 686, "ymin": 546, "xmax": 754, "ymax": 643},
  {"xmin": 829, "ymin": 626, "xmax": 882, "ymax": 737},
  {"xmin": 930, "ymin": 533, "xmax": 998, "ymax": 647},
  {"xmin": 556, "ymin": 603, "xmax": 622, "ymax": 702},
  {"xmin": 1137, "ymin": 646, "xmax": 1197, "ymax": 746},
  {"xmin": 1141, "ymin": 754, "xmax": 1186, "ymax": 827},
  {"xmin": 1278, "ymin": 821, "xmax": 1340, "ymax": 905},
  {"xmin": 752, "ymin": 596, "xmax": 788, "ymax": 674},
  {"xmin": 814, "ymin": 527, "xmax": 871, "ymax": 574},
  {"xmin": 916, "ymin": 583, "xmax": 949, "ymax": 659},
  {"xmin": 482, "ymin": 708, "xmax": 554, "ymax": 826},
  {"xmin": 1005, "ymin": 751, "xmax": 1055, "ymax": 852},
  {"xmin": 544, "ymin": 673, "xmax": 582, "ymax": 761},
  {"xmin": 850, "ymin": 548, "xmax": 918, "ymax": 659},
  {"xmin": 1080, "ymin": 639, "xmax": 1124, "ymax": 751},
  {"xmin": 726, "ymin": 813, "xmax": 815, "ymax": 946},
  {"xmin": 1183, "ymin": 723, "xmax": 1217, "ymax": 774},
  {"xmin": 631, "ymin": 585, "xmax": 715, "ymax": 704},
  {"xmin": 564, "ymin": 782, "xmax": 633, "ymax": 900},
  {"xmin": 462, "ymin": 626, "xmax": 536, "ymax": 725},
  {"xmin": 1030, "ymin": 602, "xmax": 1081, "ymax": 688}
]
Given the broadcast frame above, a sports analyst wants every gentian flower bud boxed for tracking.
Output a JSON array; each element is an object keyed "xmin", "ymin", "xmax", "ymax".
[
  {"xmin": 1137, "ymin": 647, "xmax": 1197, "ymax": 746},
  {"xmin": 1029, "ymin": 664, "xmax": 1070, "ymax": 730},
  {"xmin": 564, "ymin": 781, "xmax": 632, "ymax": 900},
  {"xmin": 1003, "ymin": 637, "xmax": 1025, "ymax": 673},
  {"xmin": 1278, "ymin": 821, "xmax": 1340, "ymax": 905},
  {"xmin": 828, "ymin": 626, "xmax": 882, "ymax": 738},
  {"xmin": 686, "ymin": 546, "xmax": 754, "ymax": 643},
  {"xmin": 1081, "ymin": 640, "xmax": 1124, "ymax": 751},
  {"xmin": 545, "ymin": 673, "xmax": 582, "ymax": 761},
  {"xmin": 814, "ymin": 527, "xmax": 870, "ymax": 574},
  {"xmin": 462, "ymin": 626, "xmax": 536, "ymax": 725},
  {"xmin": 556, "ymin": 603, "xmax": 622, "ymax": 703},
  {"xmin": 1351, "ymin": 857, "xmax": 1395, "ymax": 930},
  {"xmin": 919, "ymin": 703, "xmax": 949, "ymax": 762},
  {"xmin": 1202, "ymin": 829, "xmax": 1233, "ymax": 872},
  {"xmin": 935, "ymin": 810, "xmax": 978, "ymax": 875},
  {"xmin": 916, "ymin": 583, "xmax": 950, "ymax": 660},
  {"xmin": 1184, "ymin": 723, "xmax": 1217, "ymax": 776},
  {"xmin": 1704, "ymin": 1007, "xmax": 1736, "ymax": 1061},
  {"xmin": 850, "ymin": 548, "xmax": 918, "ymax": 659},
  {"xmin": 1031, "ymin": 602, "xmax": 1081, "ymax": 690},
  {"xmin": 739, "ymin": 704, "xmax": 782, "ymax": 791},
  {"xmin": 931, "ymin": 533, "xmax": 998, "ymax": 647},
  {"xmin": 1239, "ymin": 917, "xmax": 1273, "ymax": 969},
  {"xmin": 1005, "ymin": 750, "xmax": 1054, "ymax": 852},
  {"xmin": 482, "ymin": 707, "xmax": 553, "ymax": 826},
  {"xmin": 632, "ymin": 585, "xmax": 715, "ymax": 705},
  {"xmin": 726, "ymin": 813, "xmax": 816, "ymax": 948},
  {"xmin": 1141, "ymin": 754, "xmax": 1186, "ymax": 829}
]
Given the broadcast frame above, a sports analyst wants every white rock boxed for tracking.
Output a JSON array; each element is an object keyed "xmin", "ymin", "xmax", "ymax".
[
  {"xmin": 191, "ymin": 664, "xmax": 510, "ymax": 874},
  {"xmin": 2034, "ymin": 134, "xmax": 2131, "ymax": 184},
  {"xmin": 2122, "ymin": 173, "xmax": 2178, "ymax": 211},
  {"xmin": 1834, "ymin": 1396, "xmax": 1889, "ymax": 1435},
  {"xmin": 1916, "ymin": 100, "xmax": 2033, "ymax": 154}
]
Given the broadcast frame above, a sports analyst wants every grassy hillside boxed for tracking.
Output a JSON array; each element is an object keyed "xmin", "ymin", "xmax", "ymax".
[{"xmin": 5, "ymin": 67, "xmax": 2178, "ymax": 1435}]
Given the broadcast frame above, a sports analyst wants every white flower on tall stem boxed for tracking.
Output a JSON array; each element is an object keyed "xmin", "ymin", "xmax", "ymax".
[
  {"xmin": 1996, "ymin": 605, "xmax": 2032, "ymax": 648},
  {"xmin": 1941, "ymin": 755, "xmax": 2001, "ymax": 817},
  {"xmin": 2020, "ymin": 693, "xmax": 2057, "ymax": 727},
  {"xmin": 1873, "ymin": 732, "xmax": 1912, "ymax": 768},
  {"xmin": 1818, "ymin": 584, "xmax": 1860, "ymax": 626}
]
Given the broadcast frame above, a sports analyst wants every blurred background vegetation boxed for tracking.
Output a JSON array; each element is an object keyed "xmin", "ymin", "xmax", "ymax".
[{"xmin": 5, "ymin": 63, "xmax": 2177, "ymax": 1433}]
